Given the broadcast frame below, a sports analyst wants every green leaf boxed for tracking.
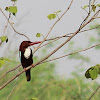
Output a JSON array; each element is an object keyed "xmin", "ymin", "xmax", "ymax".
[
  {"xmin": 97, "ymin": 4, "xmax": 100, "ymax": 7},
  {"xmin": 85, "ymin": 66, "xmax": 99, "ymax": 80},
  {"xmin": 5, "ymin": 6, "xmax": 17, "ymax": 13},
  {"xmin": 56, "ymin": 10, "xmax": 61, "ymax": 13},
  {"xmin": 36, "ymin": 33, "xmax": 41, "ymax": 37},
  {"xmin": 0, "ymin": 58, "xmax": 5, "ymax": 68},
  {"xmin": 96, "ymin": 64, "xmax": 100, "ymax": 68},
  {"xmin": 54, "ymin": 10, "xmax": 61, "ymax": 13},
  {"xmin": 0, "ymin": 57, "xmax": 13, "ymax": 68},
  {"xmin": 0, "ymin": 36, "xmax": 7, "ymax": 42},
  {"xmin": 95, "ymin": 64, "xmax": 100, "ymax": 74},
  {"xmin": 3, "ymin": 57, "xmax": 13, "ymax": 62},
  {"xmin": 83, "ymin": 5, "xmax": 89, "ymax": 9},
  {"xmin": 98, "ymin": 68, "xmax": 100, "ymax": 75},
  {"xmin": 85, "ymin": 68, "xmax": 91, "ymax": 79},
  {"xmin": 91, "ymin": 5, "xmax": 96, "ymax": 12},
  {"xmin": 89, "ymin": 67, "xmax": 99, "ymax": 80},
  {"xmin": 47, "ymin": 14, "xmax": 56, "ymax": 20}
]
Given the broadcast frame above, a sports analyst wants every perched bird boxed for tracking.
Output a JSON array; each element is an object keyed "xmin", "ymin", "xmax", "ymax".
[{"xmin": 19, "ymin": 41, "xmax": 41, "ymax": 81}]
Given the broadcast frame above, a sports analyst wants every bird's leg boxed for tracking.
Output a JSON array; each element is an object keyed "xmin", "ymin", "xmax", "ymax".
[{"xmin": 24, "ymin": 68, "xmax": 27, "ymax": 72}]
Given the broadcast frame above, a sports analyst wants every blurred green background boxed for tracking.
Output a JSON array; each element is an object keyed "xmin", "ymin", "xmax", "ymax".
[{"xmin": 0, "ymin": 52, "xmax": 100, "ymax": 100}]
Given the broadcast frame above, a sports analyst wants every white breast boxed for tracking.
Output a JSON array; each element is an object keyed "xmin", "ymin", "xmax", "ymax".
[{"xmin": 24, "ymin": 47, "xmax": 31, "ymax": 59}]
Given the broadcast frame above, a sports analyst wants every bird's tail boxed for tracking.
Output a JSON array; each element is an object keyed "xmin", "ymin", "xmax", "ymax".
[{"xmin": 26, "ymin": 69, "xmax": 31, "ymax": 81}]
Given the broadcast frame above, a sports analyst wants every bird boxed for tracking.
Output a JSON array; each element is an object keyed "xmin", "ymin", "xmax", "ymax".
[{"xmin": 19, "ymin": 41, "xmax": 41, "ymax": 81}]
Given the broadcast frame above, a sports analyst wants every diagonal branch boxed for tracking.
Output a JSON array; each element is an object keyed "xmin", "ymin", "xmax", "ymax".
[
  {"xmin": 0, "ymin": 8, "xmax": 30, "ymax": 40},
  {"xmin": 88, "ymin": 85, "xmax": 100, "ymax": 100},
  {"xmin": 0, "ymin": 64, "xmax": 21, "ymax": 80},
  {"xmin": 41, "ymin": 43, "xmax": 100, "ymax": 63},
  {"xmin": 33, "ymin": 0, "xmax": 74, "ymax": 54},
  {"xmin": 40, "ymin": 24, "xmax": 100, "ymax": 48},
  {"xmin": 3, "ymin": 13, "xmax": 11, "ymax": 36},
  {"xmin": 0, "ymin": 9, "xmax": 99, "ymax": 90},
  {"xmin": 0, "ymin": 24, "xmax": 100, "ymax": 81}
]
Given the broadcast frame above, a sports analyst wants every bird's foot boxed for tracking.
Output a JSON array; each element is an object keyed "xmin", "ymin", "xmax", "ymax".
[
  {"xmin": 31, "ymin": 64, "xmax": 34, "ymax": 68},
  {"xmin": 24, "ymin": 68, "xmax": 27, "ymax": 72}
]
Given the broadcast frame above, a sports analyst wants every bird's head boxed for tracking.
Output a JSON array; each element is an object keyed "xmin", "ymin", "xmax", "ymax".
[{"xmin": 19, "ymin": 41, "xmax": 41, "ymax": 52}]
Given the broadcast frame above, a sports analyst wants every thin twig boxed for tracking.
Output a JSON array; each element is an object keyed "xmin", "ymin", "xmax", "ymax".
[
  {"xmin": 89, "ymin": 0, "xmax": 91, "ymax": 13},
  {"xmin": 41, "ymin": 43, "xmax": 100, "ymax": 63},
  {"xmin": 40, "ymin": 38, "xmax": 60, "ymax": 48},
  {"xmin": 93, "ymin": 17, "xmax": 100, "ymax": 19},
  {"xmin": 0, "ymin": 8, "xmax": 30, "ymax": 40},
  {"xmin": 45, "ymin": 24, "xmax": 100, "ymax": 41},
  {"xmin": 0, "ymin": 64, "xmax": 21, "ymax": 80},
  {"xmin": 3, "ymin": 13, "xmax": 11, "ymax": 36},
  {"xmin": 33, "ymin": 0, "xmax": 74, "ymax": 54},
  {"xmin": 6, "ymin": 79, "xmax": 18, "ymax": 100},
  {"xmin": 0, "ymin": 24, "xmax": 100, "ymax": 81},
  {"xmin": 88, "ymin": 85, "xmax": 100, "ymax": 100},
  {"xmin": 0, "ymin": 8, "xmax": 99, "ymax": 90},
  {"xmin": 79, "ymin": 0, "xmax": 92, "ymax": 31},
  {"xmin": 41, "ymin": 25, "xmax": 100, "ymax": 48}
]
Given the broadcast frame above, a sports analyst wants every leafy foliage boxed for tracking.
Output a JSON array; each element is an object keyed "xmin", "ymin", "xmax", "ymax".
[
  {"xmin": 5, "ymin": 6, "xmax": 17, "ymax": 16},
  {"xmin": 83, "ymin": 4, "xmax": 100, "ymax": 12},
  {"xmin": 0, "ymin": 59, "xmax": 5, "ymax": 68},
  {"xmin": 0, "ymin": 36, "xmax": 7, "ymax": 42},
  {"xmin": 85, "ymin": 64, "xmax": 100, "ymax": 80},
  {"xmin": 91, "ymin": 5, "xmax": 96, "ymax": 12},
  {"xmin": 47, "ymin": 14, "xmax": 56, "ymax": 20},
  {"xmin": 54, "ymin": 10, "xmax": 61, "ymax": 13},
  {"xmin": 83, "ymin": 5, "xmax": 89, "ymax": 9},
  {"xmin": 0, "ymin": 57, "xmax": 13, "ymax": 68},
  {"xmin": 47, "ymin": 10, "xmax": 61, "ymax": 20},
  {"xmin": 97, "ymin": 4, "xmax": 100, "ymax": 7},
  {"xmin": 36, "ymin": 33, "xmax": 41, "ymax": 37}
]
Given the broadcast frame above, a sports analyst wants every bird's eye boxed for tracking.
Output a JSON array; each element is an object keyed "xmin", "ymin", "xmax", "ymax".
[
  {"xmin": 27, "ymin": 42, "xmax": 29, "ymax": 44},
  {"xmin": 27, "ymin": 41, "xmax": 30, "ymax": 45}
]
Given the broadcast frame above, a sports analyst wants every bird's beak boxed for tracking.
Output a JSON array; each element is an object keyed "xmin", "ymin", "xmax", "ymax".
[{"xmin": 29, "ymin": 41, "xmax": 42, "ymax": 46}]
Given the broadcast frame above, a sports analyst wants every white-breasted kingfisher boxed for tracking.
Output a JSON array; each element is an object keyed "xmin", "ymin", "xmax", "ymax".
[{"xmin": 19, "ymin": 41, "xmax": 41, "ymax": 81}]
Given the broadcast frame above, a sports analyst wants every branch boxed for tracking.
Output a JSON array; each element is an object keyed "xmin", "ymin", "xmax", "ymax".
[
  {"xmin": 41, "ymin": 43, "xmax": 100, "ymax": 63},
  {"xmin": 6, "ymin": 78, "xmax": 18, "ymax": 100},
  {"xmin": 0, "ymin": 3, "xmax": 99, "ymax": 89},
  {"xmin": 93, "ymin": 17, "xmax": 100, "ymax": 19},
  {"xmin": 0, "ymin": 8, "xmax": 30, "ymax": 40},
  {"xmin": 33, "ymin": 0, "xmax": 74, "ymax": 54},
  {"xmin": 41, "ymin": 24, "xmax": 100, "ymax": 48},
  {"xmin": 0, "ymin": 64, "xmax": 21, "ymax": 80},
  {"xmin": 0, "ymin": 67, "xmax": 25, "ymax": 90},
  {"xmin": 3, "ymin": 13, "xmax": 11, "ymax": 35},
  {"xmin": 0, "ymin": 9, "xmax": 99, "ymax": 90},
  {"xmin": 0, "ymin": 24, "xmax": 100, "ymax": 82},
  {"xmin": 88, "ymin": 85, "xmax": 100, "ymax": 100}
]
